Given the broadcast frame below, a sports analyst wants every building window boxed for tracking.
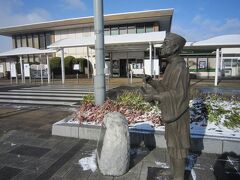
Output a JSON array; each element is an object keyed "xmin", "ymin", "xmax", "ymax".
[
  {"xmin": 136, "ymin": 24, "xmax": 145, "ymax": 33},
  {"xmin": 22, "ymin": 35, "xmax": 27, "ymax": 47},
  {"xmin": 33, "ymin": 34, "xmax": 39, "ymax": 48},
  {"xmin": 29, "ymin": 55, "xmax": 34, "ymax": 63},
  {"xmin": 127, "ymin": 25, "xmax": 136, "ymax": 34},
  {"xmin": 27, "ymin": 35, "xmax": 33, "ymax": 47},
  {"xmin": 39, "ymin": 34, "xmax": 45, "ymax": 49},
  {"xmin": 16, "ymin": 36, "xmax": 21, "ymax": 48},
  {"xmin": 104, "ymin": 27, "xmax": 110, "ymax": 36},
  {"xmin": 45, "ymin": 33, "xmax": 52, "ymax": 46},
  {"xmin": 12, "ymin": 36, "xmax": 16, "ymax": 48},
  {"xmin": 146, "ymin": 24, "xmax": 154, "ymax": 32},
  {"xmin": 111, "ymin": 26, "xmax": 119, "ymax": 35},
  {"xmin": 119, "ymin": 25, "xmax": 127, "ymax": 35}
]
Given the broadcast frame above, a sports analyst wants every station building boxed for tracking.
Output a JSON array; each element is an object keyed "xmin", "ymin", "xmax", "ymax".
[
  {"xmin": 0, "ymin": 9, "xmax": 172, "ymax": 80},
  {"xmin": 0, "ymin": 8, "xmax": 239, "ymax": 84}
]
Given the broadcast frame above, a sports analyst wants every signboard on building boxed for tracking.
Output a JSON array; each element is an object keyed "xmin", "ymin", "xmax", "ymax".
[
  {"xmin": 24, "ymin": 64, "xmax": 30, "ymax": 77},
  {"xmin": 144, "ymin": 59, "xmax": 159, "ymax": 76},
  {"xmin": 6, "ymin": 62, "xmax": 10, "ymax": 71},
  {"xmin": 10, "ymin": 63, "xmax": 16, "ymax": 77},
  {"xmin": 30, "ymin": 64, "xmax": 48, "ymax": 78},
  {"xmin": 0, "ymin": 65, "xmax": 4, "ymax": 73},
  {"xmin": 198, "ymin": 58, "xmax": 207, "ymax": 69},
  {"xmin": 73, "ymin": 64, "xmax": 80, "ymax": 70}
]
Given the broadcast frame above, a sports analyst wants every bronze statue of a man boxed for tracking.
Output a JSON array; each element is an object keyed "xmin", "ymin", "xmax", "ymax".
[{"xmin": 144, "ymin": 33, "xmax": 190, "ymax": 180}]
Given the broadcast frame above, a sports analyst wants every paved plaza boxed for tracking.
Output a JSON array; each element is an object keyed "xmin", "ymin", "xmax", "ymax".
[{"xmin": 0, "ymin": 78, "xmax": 239, "ymax": 179}]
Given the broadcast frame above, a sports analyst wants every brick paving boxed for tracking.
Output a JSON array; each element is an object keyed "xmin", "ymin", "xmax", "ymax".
[{"xmin": 0, "ymin": 80, "xmax": 239, "ymax": 180}]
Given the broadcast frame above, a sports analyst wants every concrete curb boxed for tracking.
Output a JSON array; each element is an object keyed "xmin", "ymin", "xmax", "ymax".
[{"xmin": 52, "ymin": 116, "xmax": 240, "ymax": 154}]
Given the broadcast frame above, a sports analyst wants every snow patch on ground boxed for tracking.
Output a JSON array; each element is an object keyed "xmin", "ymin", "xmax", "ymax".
[
  {"xmin": 129, "ymin": 121, "xmax": 155, "ymax": 131},
  {"xmin": 78, "ymin": 150, "xmax": 97, "ymax": 172},
  {"xmin": 155, "ymin": 161, "xmax": 169, "ymax": 169}
]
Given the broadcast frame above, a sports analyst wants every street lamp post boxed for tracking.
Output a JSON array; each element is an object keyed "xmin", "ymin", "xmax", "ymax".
[{"xmin": 94, "ymin": 0, "xmax": 106, "ymax": 105}]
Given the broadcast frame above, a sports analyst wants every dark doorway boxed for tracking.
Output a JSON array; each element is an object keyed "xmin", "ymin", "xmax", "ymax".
[{"xmin": 120, "ymin": 59, "xmax": 127, "ymax": 77}]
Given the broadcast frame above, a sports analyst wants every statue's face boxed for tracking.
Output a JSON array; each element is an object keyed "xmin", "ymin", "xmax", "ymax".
[{"xmin": 160, "ymin": 37, "xmax": 176, "ymax": 58}]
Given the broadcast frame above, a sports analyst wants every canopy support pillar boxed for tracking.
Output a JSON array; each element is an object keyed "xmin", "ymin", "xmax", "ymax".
[
  {"xmin": 15, "ymin": 62, "xmax": 18, "ymax": 84},
  {"xmin": 87, "ymin": 46, "xmax": 90, "ymax": 79},
  {"xmin": 149, "ymin": 42, "xmax": 152, "ymax": 76},
  {"xmin": 19, "ymin": 56, "xmax": 25, "ymax": 84},
  {"xmin": 47, "ymin": 54, "xmax": 51, "ymax": 84},
  {"xmin": 40, "ymin": 55, "xmax": 43, "ymax": 85},
  {"xmin": 214, "ymin": 48, "xmax": 220, "ymax": 86},
  {"xmin": 60, "ymin": 48, "xmax": 65, "ymax": 84}
]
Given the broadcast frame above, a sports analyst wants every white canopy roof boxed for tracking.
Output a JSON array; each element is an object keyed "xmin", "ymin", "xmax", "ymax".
[
  {"xmin": 0, "ymin": 47, "xmax": 56, "ymax": 57},
  {"xmin": 192, "ymin": 34, "xmax": 240, "ymax": 47},
  {"xmin": 48, "ymin": 31, "xmax": 166, "ymax": 51}
]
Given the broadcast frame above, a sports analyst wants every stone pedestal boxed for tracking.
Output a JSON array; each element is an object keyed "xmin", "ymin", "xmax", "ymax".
[{"xmin": 97, "ymin": 112, "xmax": 130, "ymax": 176}]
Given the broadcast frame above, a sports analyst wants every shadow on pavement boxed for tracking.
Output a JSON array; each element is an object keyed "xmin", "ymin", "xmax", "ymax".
[{"xmin": 213, "ymin": 152, "xmax": 240, "ymax": 180}]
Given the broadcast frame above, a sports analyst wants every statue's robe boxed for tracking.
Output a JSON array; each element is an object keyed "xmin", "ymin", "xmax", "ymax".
[{"xmin": 150, "ymin": 56, "xmax": 190, "ymax": 158}]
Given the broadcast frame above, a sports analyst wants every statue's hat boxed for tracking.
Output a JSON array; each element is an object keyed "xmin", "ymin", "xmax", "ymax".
[{"xmin": 166, "ymin": 33, "xmax": 186, "ymax": 49}]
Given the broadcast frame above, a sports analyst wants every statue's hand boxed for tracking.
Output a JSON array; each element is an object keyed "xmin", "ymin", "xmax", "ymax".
[
  {"xmin": 143, "ymin": 94, "xmax": 153, "ymax": 102},
  {"xmin": 143, "ymin": 75, "xmax": 152, "ymax": 84}
]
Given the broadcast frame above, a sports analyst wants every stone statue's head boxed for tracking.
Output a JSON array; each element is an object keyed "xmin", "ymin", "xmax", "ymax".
[{"xmin": 161, "ymin": 33, "xmax": 186, "ymax": 58}]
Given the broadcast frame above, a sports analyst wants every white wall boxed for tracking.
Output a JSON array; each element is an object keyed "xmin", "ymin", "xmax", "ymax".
[
  {"xmin": 222, "ymin": 48, "xmax": 240, "ymax": 54},
  {"xmin": 112, "ymin": 52, "xmax": 144, "ymax": 60},
  {"xmin": 55, "ymin": 27, "xmax": 95, "ymax": 59}
]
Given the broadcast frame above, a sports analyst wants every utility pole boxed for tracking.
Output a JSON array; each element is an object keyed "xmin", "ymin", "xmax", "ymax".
[{"xmin": 94, "ymin": 0, "xmax": 106, "ymax": 105}]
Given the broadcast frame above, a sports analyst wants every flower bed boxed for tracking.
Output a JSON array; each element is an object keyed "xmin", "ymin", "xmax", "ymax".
[
  {"xmin": 71, "ymin": 92, "xmax": 240, "ymax": 138},
  {"xmin": 74, "ymin": 92, "xmax": 162, "ymax": 126}
]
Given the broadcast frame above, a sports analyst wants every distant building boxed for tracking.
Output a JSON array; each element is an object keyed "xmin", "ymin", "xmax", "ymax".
[
  {"xmin": 0, "ymin": 9, "xmax": 173, "ymax": 78},
  {"xmin": 0, "ymin": 9, "xmax": 239, "ymax": 80}
]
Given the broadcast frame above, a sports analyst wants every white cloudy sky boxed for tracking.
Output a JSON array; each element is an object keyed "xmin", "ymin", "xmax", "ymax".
[{"xmin": 0, "ymin": 0, "xmax": 240, "ymax": 52}]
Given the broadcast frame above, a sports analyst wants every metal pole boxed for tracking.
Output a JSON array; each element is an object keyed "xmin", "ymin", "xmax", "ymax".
[
  {"xmin": 149, "ymin": 43, "xmax": 152, "ymax": 76},
  {"xmin": 130, "ymin": 70, "xmax": 133, "ymax": 84},
  {"xmin": 47, "ymin": 54, "xmax": 51, "ymax": 84},
  {"xmin": 87, "ymin": 46, "xmax": 90, "ymax": 79},
  {"xmin": 29, "ymin": 66, "xmax": 31, "ymax": 84},
  {"xmin": 220, "ymin": 50, "xmax": 223, "ymax": 70},
  {"xmin": 154, "ymin": 46, "xmax": 156, "ymax": 59},
  {"xmin": 40, "ymin": 55, "xmax": 43, "ymax": 85},
  {"xmin": 61, "ymin": 48, "xmax": 65, "ymax": 84},
  {"xmin": 20, "ymin": 56, "xmax": 24, "ymax": 84},
  {"xmin": 10, "ymin": 61, "xmax": 12, "ymax": 85},
  {"xmin": 153, "ymin": 45, "xmax": 156, "ymax": 79},
  {"xmin": 77, "ymin": 73, "xmax": 79, "ymax": 84},
  {"xmin": 94, "ymin": 0, "xmax": 106, "ymax": 105},
  {"xmin": 52, "ymin": 72, "xmax": 54, "ymax": 84},
  {"xmin": 214, "ymin": 48, "xmax": 220, "ymax": 86},
  {"xmin": 15, "ymin": 62, "xmax": 18, "ymax": 84}
]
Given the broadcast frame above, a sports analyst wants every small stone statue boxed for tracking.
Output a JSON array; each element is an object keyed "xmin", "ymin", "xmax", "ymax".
[
  {"xmin": 143, "ymin": 33, "xmax": 190, "ymax": 180},
  {"xmin": 97, "ymin": 112, "xmax": 130, "ymax": 176}
]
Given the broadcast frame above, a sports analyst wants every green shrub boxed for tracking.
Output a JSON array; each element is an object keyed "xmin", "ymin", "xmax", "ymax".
[
  {"xmin": 50, "ymin": 57, "xmax": 61, "ymax": 75},
  {"xmin": 64, "ymin": 56, "xmax": 75, "ymax": 74},
  {"xmin": 117, "ymin": 91, "xmax": 152, "ymax": 111},
  {"xmin": 73, "ymin": 58, "xmax": 88, "ymax": 74},
  {"xmin": 224, "ymin": 111, "xmax": 240, "ymax": 128},
  {"xmin": 206, "ymin": 95, "xmax": 240, "ymax": 128},
  {"xmin": 83, "ymin": 94, "xmax": 94, "ymax": 104}
]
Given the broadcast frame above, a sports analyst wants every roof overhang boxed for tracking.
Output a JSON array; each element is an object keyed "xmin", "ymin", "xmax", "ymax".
[
  {"xmin": 0, "ymin": 47, "xmax": 56, "ymax": 57},
  {"xmin": 48, "ymin": 31, "xmax": 166, "ymax": 52},
  {"xmin": 0, "ymin": 9, "xmax": 173, "ymax": 36},
  {"xmin": 191, "ymin": 34, "xmax": 240, "ymax": 49}
]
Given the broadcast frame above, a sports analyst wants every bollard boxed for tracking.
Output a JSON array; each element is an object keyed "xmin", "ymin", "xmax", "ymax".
[
  {"xmin": 52, "ymin": 72, "xmax": 54, "ymax": 84},
  {"xmin": 130, "ymin": 71, "xmax": 133, "ymax": 85},
  {"xmin": 77, "ymin": 73, "xmax": 79, "ymax": 84}
]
